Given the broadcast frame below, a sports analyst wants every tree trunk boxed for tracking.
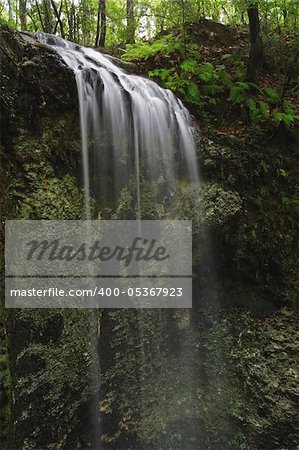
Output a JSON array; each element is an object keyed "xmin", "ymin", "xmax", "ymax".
[
  {"xmin": 36, "ymin": 0, "xmax": 46, "ymax": 31},
  {"xmin": 126, "ymin": 0, "xmax": 135, "ymax": 44},
  {"xmin": 43, "ymin": 0, "xmax": 54, "ymax": 33},
  {"xmin": 8, "ymin": 0, "xmax": 13, "ymax": 22},
  {"xmin": 64, "ymin": 0, "xmax": 74, "ymax": 40},
  {"xmin": 95, "ymin": 0, "xmax": 106, "ymax": 47},
  {"xmin": 246, "ymin": 3, "xmax": 264, "ymax": 82},
  {"xmin": 19, "ymin": 0, "xmax": 27, "ymax": 31}
]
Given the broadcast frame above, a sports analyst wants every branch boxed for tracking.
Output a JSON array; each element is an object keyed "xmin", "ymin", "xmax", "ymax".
[
  {"xmin": 35, "ymin": 0, "xmax": 46, "ymax": 32},
  {"xmin": 50, "ymin": 0, "xmax": 65, "ymax": 37}
]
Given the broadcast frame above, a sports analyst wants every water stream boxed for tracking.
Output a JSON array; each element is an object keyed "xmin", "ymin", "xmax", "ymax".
[
  {"xmin": 36, "ymin": 33, "xmax": 200, "ymax": 215},
  {"xmin": 36, "ymin": 33, "xmax": 202, "ymax": 448}
]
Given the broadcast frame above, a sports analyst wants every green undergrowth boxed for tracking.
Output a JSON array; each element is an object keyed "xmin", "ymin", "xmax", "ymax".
[{"xmin": 122, "ymin": 30, "xmax": 299, "ymax": 130}]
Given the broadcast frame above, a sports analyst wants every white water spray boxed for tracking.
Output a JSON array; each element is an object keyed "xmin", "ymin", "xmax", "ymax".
[
  {"xmin": 36, "ymin": 33, "xmax": 199, "ymax": 215},
  {"xmin": 36, "ymin": 33, "xmax": 202, "ymax": 448}
]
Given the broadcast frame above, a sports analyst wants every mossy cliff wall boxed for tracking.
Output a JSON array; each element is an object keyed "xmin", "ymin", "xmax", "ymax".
[{"xmin": 0, "ymin": 25, "xmax": 99, "ymax": 449}]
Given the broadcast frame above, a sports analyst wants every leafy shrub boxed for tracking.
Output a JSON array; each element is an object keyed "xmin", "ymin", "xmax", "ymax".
[
  {"xmin": 122, "ymin": 34, "xmax": 197, "ymax": 62},
  {"xmin": 229, "ymin": 81, "xmax": 251, "ymax": 103},
  {"xmin": 149, "ymin": 60, "xmax": 225, "ymax": 107},
  {"xmin": 272, "ymin": 100, "xmax": 299, "ymax": 128},
  {"xmin": 125, "ymin": 32, "xmax": 298, "ymax": 129}
]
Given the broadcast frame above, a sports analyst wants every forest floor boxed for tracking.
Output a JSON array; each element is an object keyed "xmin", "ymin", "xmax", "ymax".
[{"xmin": 119, "ymin": 19, "xmax": 299, "ymax": 138}]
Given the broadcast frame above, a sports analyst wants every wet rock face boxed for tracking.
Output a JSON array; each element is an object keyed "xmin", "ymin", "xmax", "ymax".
[
  {"xmin": 0, "ymin": 25, "xmax": 82, "ymax": 218},
  {"xmin": 1, "ymin": 26, "xmax": 78, "ymax": 137},
  {"xmin": 0, "ymin": 25, "xmax": 98, "ymax": 449},
  {"xmin": 189, "ymin": 307, "xmax": 299, "ymax": 450},
  {"xmin": 7, "ymin": 310, "xmax": 98, "ymax": 450},
  {"xmin": 194, "ymin": 127, "xmax": 299, "ymax": 312},
  {"xmin": 247, "ymin": 309, "xmax": 299, "ymax": 449}
]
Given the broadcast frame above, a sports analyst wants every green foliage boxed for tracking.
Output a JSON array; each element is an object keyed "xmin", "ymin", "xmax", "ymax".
[
  {"xmin": 122, "ymin": 34, "xmax": 194, "ymax": 61},
  {"xmin": 273, "ymin": 111, "xmax": 299, "ymax": 127},
  {"xmin": 246, "ymin": 94, "xmax": 299, "ymax": 128},
  {"xmin": 149, "ymin": 58, "xmax": 225, "ymax": 107},
  {"xmin": 265, "ymin": 87, "xmax": 281, "ymax": 104},
  {"xmin": 272, "ymin": 101, "xmax": 299, "ymax": 128},
  {"xmin": 180, "ymin": 59, "xmax": 198, "ymax": 73},
  {"xmin": 194, "ymin": 62, "xmax": 218, "ymax": 82},
  {"xmin": 247, "ymin": 98, "xmax": 260, "ymax": 122},
  {"xmin": 185, "ymin": 80, "xmax": 201, "ymax": 104},
  {"xmin": 17, "ymin": 175, "xmax": 85, "ymax": 219},
  {"xmin": 129, "ymin": 28, "xmax": 297, "ymax": 128},
  {"xmin": 147, "ymin": 45, "xmax": 298, "ymax": 128},
  {"xmin": 227, "ymin": 82, "xmax": 298, "ymax": 128},
  {"xmin": 148, "ymin": 67, "xmax": 202, "ymax": 107},
  {"xmin": 1, "ymin": 0, "xmax": 299, "ymax": 52},
  {"xmin": 229, "ymin": 81, "xmax": 250, "ymax": 103},
  {"xmin": 147, "ymin": 67, "xmax": 174, "ymax": 81},
  {"xmin": 258, "ymin": 100, "xmax": 270, "ymax": 118},
  {"xmin": 246, "ymin": 98, "xmax": 270, "ymax": 122}
]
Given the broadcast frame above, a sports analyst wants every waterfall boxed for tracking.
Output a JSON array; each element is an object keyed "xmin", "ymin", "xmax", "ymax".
[
  {"xmin": 36, "ymin": 33, "xmax": 200, "ymax": 216},
  {"xmin": 35, "ymin": 33, "xmax": 202, "ymax": 448}
]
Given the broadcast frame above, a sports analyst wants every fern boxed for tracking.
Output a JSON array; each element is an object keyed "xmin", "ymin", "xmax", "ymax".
[
  {"xmin": 122, "ymin": 35, "xmax": 197, "ymax": 62},
  {"xmin": 196, "ymin": 62, "xmax": 217, "ymax": 82},
  {"xmin": 247, "ymin": 98, "xmax": 259, "ymax": 122},
  {"xmin": 264, "ymin": 87, "xmax": 280, "ymax": 104},
  {"xmin": 148, "ymin": 68, "xmax": 174, "ymax": 81},
  {"xmin": 201, "ymin": 84, "xmax": 222, "ymax": 96},
  {"xmin": 180, "ymin": 59, "xmax": 198, "ymax": 73},
  {"xmin": 218, "ymin": 69, "xmax": 233, "ymax": 88},
  {"xmin": 186, "ymin": 81, "xmax": 201, "ymax": 105},
  {"xmin": 283, "ymin": 100, "xmax": 297, "ymax": 115},
  {"xmin": 229, "ymin": 82, "xmax": 250, "ymax": 103},
  {"xmin": 272, "ymin": 111, "xmax": 299, "ymax": 128},
  {"xmin": 258, "ymin": 101, "xmax": 270, "ymax": 119},
  {"xmin": 272, "ymin": 100, "xmax": 299, "ymax": 128}
]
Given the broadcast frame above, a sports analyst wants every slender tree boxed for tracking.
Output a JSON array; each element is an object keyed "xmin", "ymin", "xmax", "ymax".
[
  {"xmin": 43, "ymin": 0, "xmax": 54, "ymax": 33},
  {"xmin": 95, "ymin": 0, "xmax": 107, "ymax": 47},
  {"xmin": 246, "ymin": 2, "xmax": 265, "ymax": 81},
  {"xmin": 36, "ymin": 0, "xmax": 46, "ymax": 31},
  {"xmin": 126, "ymin": 0, "xmax": 135, "ymax": 44},
  {"xmin": 19, "ymin": 0, "xmax": 27, "ymax": 31},
  {"xmin": 64, "ymin": 0, "xmax": 74, "ymax": 40},
  {"xmin": 8, "ymin": 0, "xmax": 13, "ymax": 23}
]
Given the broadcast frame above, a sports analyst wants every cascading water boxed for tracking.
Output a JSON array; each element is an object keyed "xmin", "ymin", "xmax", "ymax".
[
  {"xmin": 36, "ymin": 33, "xmax": 200, "ymax": 216},
  {"xmin": 35, "ymin": 33, "xmax": 203, "ymax": 448}
]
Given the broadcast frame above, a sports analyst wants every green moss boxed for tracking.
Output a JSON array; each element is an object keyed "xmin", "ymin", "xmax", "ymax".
[
  {"xmin": 17, "ymin": 175, "xmax": 85, "ymax": 219},
  {"xmin": 195, "ymin": 308, "xmax": 299, "ymax": 449},
  {"xmin": 100, "ymin": 308, "xmax": 299, "ymax": 449},
  {"xmin": 8, "ymin": 309, "xmax": 99, "ymax": 450},
  {"xmin": 0, "ymin": 25, "xmax": 98, "ymax": 449}
]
